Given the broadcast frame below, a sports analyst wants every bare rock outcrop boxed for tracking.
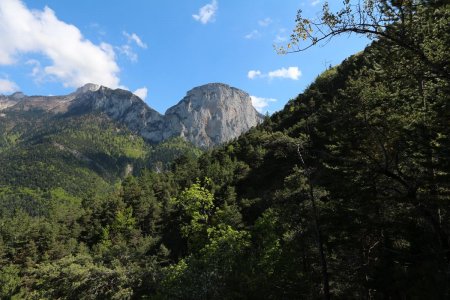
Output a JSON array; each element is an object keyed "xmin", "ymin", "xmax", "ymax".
[
  {"xmin": 163, "ymin": 83, "xmax": 262, "ymax": 147},
  {"xmin": 0, "ymin": 82, "xmax": 263, "ymax": 147}
]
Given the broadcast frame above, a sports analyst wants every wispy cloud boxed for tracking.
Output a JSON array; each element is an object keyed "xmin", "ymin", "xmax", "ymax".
[
  {"xmin": 26, "ymin": 59, "xmax": 41, "ymax": 77},
  {"xmin": 245, "ymin": 17, "xmax": 273, "ymax": 40},
  {"xmin": 244, "ymin": 30, "xmax": 261, "ymax": 40},
  {"xmin": 258, "ymin": 17, "xmax": 272, "ymax": 27},
  {"xmin": 123, "ymin": 31, "xmax": 147, "ymax": 49},
  {"xmin": 26, "ymin": 59, "xmax": 47, "ymax": 84},
  {"xmin": 273, "ymin": 28, "xmax": 288, "ymax": 43},
  {"xmin": 311, "ymin": 0, "xmax": 321, "ymax": 6},
  {"xmin": 193, "ymin": 0, "xmax": 218, "ymax": 24},
  {"xmin": 117, "ymin": 45, "xmax": 138, "ymax": 62},
  {"xmin": 250, "ymin": 95, "xmax": 277, "ymax": 113},
  {"xmin": 133, "ymin": 87, "xmax": 148, "ymax": 100},
  {"xmin": 0, "ymin": 0, "xmax": 120, "ymax": 88},
  {"xmin": 118, "ymin": 32, "xmax": 147, "ymax": 62},
  {"xmin": 274, "ymin": 35, "xmax": 288, "ymax": 43},
  {"xmin": 0, "ymin": 78, "xmax": 19, "ymax": 94},
  {"xmin": 89, "ymin": 22, "xmax": 106, "ymax": 36},
  {"xmin": 248, "ymin": 67, "xmax": 301, "ymax": 80}
]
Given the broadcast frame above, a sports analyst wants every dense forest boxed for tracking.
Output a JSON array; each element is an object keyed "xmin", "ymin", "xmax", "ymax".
[{"xmin": 1, "ymin": 1, "xmax": 449, "ymax": 299}]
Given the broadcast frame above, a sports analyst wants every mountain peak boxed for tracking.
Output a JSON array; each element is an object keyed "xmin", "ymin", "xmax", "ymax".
[
  {"xmin": 165, "ymin": 82, "xmax": 262, "ymax": 147},
  {"xmin": 74, "ymin": 83, "xmax": 102, "ymax": 95},
  {"xmin": 1, "ymin": 82, "xmax": 262, "ymax": 147},
  {"xmin": 182, "ymin": 82, "xmax": 251, "ymax": 107},
  {"xmin": 68, "ymin": 82, "xmax": 262, "ymax": 147},
  {"xmin": 10, "ymin": 91, "xmax": 26, "ymax": 99},
  {"xmin": 195, "ymin": 82, "xmax": 231, "ymax": 89},
  {"xmin": 187, "ymin": 82, "xmax": 238, "ymax": 96}
]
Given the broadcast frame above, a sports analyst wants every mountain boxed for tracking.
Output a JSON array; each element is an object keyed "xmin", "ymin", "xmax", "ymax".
[
  {"xmin": 163, "ymin": 83, "xmax": 262, "ymax": 147},
  {"xmin": 0, "ymin": 82, "xmax": 260, "ymax": 197},
  {"xmin": 0, "ymin": 82, "xmax": 263, "ymax": 148}
]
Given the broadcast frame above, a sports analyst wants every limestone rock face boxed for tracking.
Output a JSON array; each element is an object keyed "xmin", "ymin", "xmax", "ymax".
[
  {"xmin": 0, "ymin": 95, "xmax": 19, "ymax": 111},
  {"xmin": 68, "ymin": 86, "xmax": 164, "ymax": 142},
  {"xmin": 0, "ymin": 82, "xmax": 263, "ymax": 147},
  {"xmin": 0, "ymin": 93, "xmax": 74, "ymax": 113},
  {"xmin": 164, "ymin": 83, "xmax": 263, "ymax": 147},
  {"xmin": 73, "ymin": 83, "xmax": 101, "ymax": 95}
]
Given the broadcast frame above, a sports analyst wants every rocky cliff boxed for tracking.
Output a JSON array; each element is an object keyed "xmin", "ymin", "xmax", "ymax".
[
  {"xmin": 0, "ymin": 83, "xmax": 263, "ymax": 147},
  {"xmin": 163, "ymin": 83, "xmax": 262, "ymax": 147}
]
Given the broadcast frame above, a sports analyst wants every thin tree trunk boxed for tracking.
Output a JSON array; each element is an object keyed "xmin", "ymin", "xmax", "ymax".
[
  {"xmin": 297, "ymin": 143, "xmax": 331, "ymax": 299},
  {"xmin": 309, "ymin": 182, "xmax": 331, "ymax": 300}
]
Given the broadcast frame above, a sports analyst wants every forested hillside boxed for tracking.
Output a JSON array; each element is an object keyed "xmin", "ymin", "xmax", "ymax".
[
  {"xmin": 1, "ymin": 1, "xmax": 449, "ymax": 299},
  {"xmin": 0, "ymin": 113, "xmax": 146, "ymax": 193}
]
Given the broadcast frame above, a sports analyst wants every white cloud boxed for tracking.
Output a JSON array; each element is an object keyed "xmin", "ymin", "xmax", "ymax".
[
  {"xmin": 0, "ymin": 78, "xmax": 19, "ymax": 94},
  {"xmin": 258, "ymin": 17, "xmax": 272, "ymax": 27},
  {"xmin": 0, "ymin": 0, "xmax": 120, "ymax": 88},
  {"xmin": 248, "ymin": 70, "xmax": 262, "ymax": 79},
  {"xmin": 118, "ymin": 45, "xmax": 138, "ymax": 62},
  {"xmin": 123, "ymin": 32, "xmax": 147, "ymax": 49},
  {"xmin": 133, "ymin": 87, "xmax": 148, "ymax": 100},
  {"xmin": 268, "ymin": 67, "xmax": 301, "ymax": 80},
  {"xmin": 311, "ymin": 0, "xmax": 321, "ymax": 6},
  {"xmin": 250, "ymin": 95, "xmax": 277, "ymax": 113},
  {"xmin": 118, "ymin": 32, "xmax": 147, "ymax": 62},
  {"xmin": 248, "ymin": 67, "xmax": 301, "ymax": 81},
  {"xmin": 26, "ymin": 59, "xmax": 42, "ymax": 77},
  {"xmin": 193, "ymin": 0, "xmax": 218, "ymax": 24},
  {"xmin": 244, "ymin": 30, "xmax": 261, "ymax": 40}
]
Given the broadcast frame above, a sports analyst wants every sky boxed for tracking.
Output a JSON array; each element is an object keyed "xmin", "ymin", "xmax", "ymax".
[{"xmin": 0, "ymin": 0, "xmax": 370, "ymax": 114}]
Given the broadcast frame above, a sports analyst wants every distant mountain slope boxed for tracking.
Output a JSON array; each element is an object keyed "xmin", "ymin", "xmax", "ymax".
[
  {"xmin": 0, "ymin": 111, "xmax": 151, "ymax": 197},
  {"xmin": 0, "ymin": 82, "xmax": 260, "ymax": 196}
]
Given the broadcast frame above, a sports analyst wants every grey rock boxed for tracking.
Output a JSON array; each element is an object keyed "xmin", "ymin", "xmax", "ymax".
[
  {"xmin": 0, "ymin": 95, "xmax": 19, "ymax": 111},
  {"xmin": 10, "ymin": 92, "xmax": 26, "ymax": 99},
  {"xmin": 68, "ymin": 86, "xmax": 164, "ymax": 142},
  {"xmin": 164, "ymin": 83, "xmax": 262, "ymax": 147},
  {"xmin": 73, "ymin": 83, "xmax": 101, "ymax": 95},
  {"xmin": 0, "ymin": 82, "xmax": 263, "ymax": 147}
]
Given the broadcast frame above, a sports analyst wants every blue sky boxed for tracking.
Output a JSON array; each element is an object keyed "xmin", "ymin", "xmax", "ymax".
[{"xmin": 0, "ymin": 0, "xmax": 370, "ymax": 114}]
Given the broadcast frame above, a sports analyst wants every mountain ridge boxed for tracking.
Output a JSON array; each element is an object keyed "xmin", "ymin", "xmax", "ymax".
[{"xmin": 0, "ymin": 82, "xmax": 263, "ymax": 147}]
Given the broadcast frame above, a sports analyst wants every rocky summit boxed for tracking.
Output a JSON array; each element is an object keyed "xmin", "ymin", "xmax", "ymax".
[
  {"xmin": 0, "ymin": 83, "xmax": 263, "ymax": 147},
  {"xmin": 163, "ymin": 83, "xmax": 263, "ymax": 147}
]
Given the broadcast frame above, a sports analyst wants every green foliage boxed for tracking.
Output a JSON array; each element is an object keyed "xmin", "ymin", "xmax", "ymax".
[
  {"xmin": 149, "ymin": 137, "xmax": 203, "ymax": 171},
  {"xmin": 0, "ymin": 264, "xmax": 21, "ymax": 299},
  {"xmin": 29, "ymin": 254, "xmax": 135, "ymax": 299},
  {"xmin": 160, "ymin": 225, "xmax": 250, "ymax": 299},
  {"xmin": 175, "ymin": 178, "xmax": 215, "ymax": 240},
  {"xmin": 0, "ymin": 112, "xmax": 159, "ymax": 200}
]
